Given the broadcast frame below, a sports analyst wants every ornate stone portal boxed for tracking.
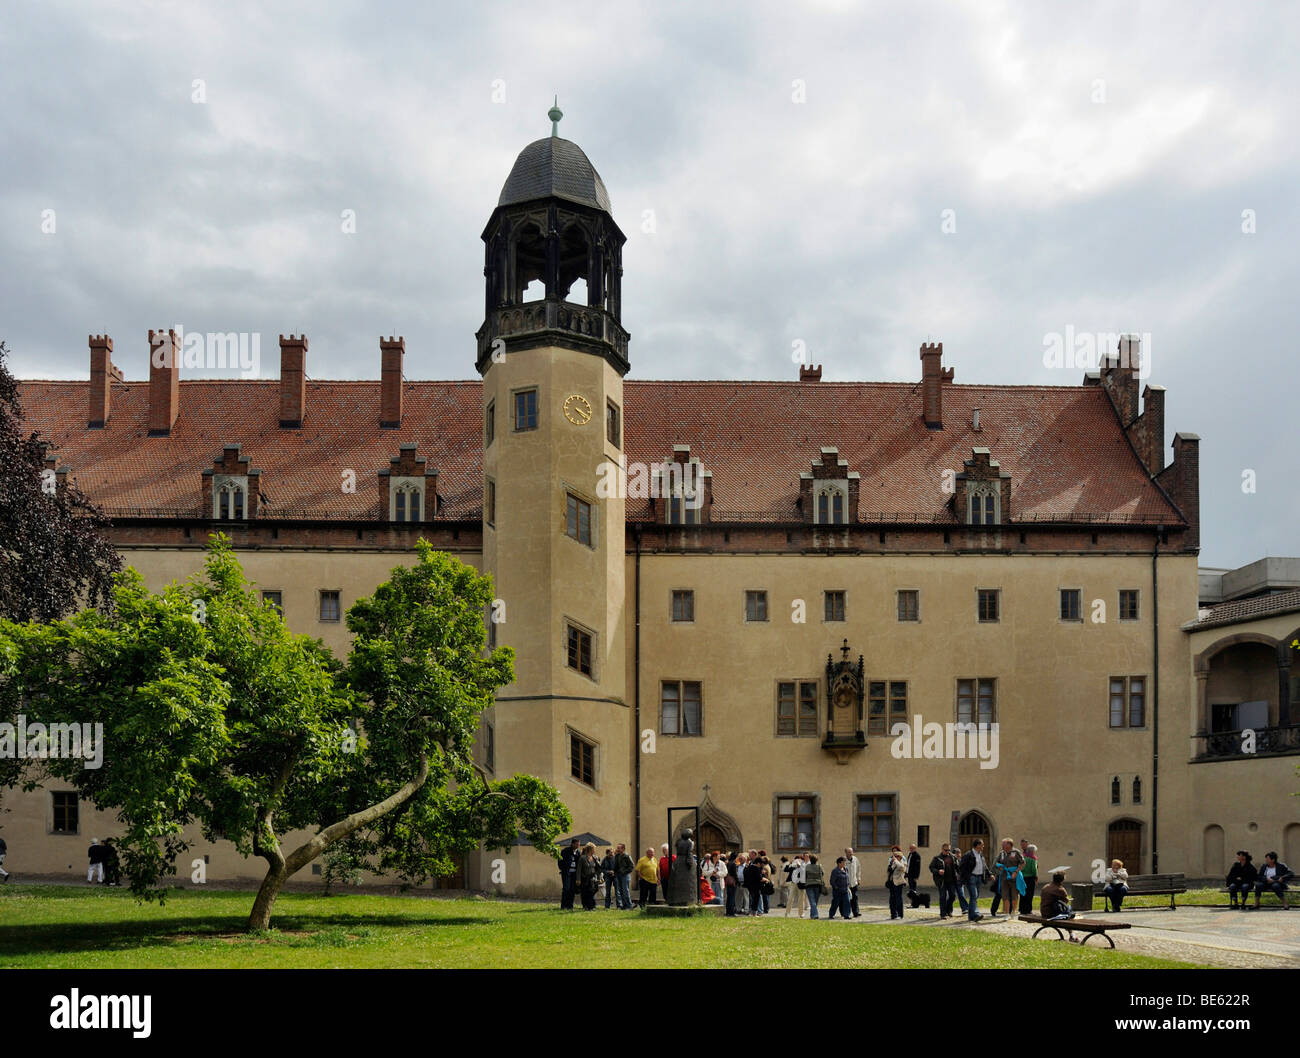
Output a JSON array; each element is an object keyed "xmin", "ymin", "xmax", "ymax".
[{"xmin": 823, "ymin": 639, "xmax": 866, "ymax": 763}]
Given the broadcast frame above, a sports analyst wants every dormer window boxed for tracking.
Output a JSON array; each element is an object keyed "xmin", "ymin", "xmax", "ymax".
[
  {"xmin": 657, "ymin": 448, "xmax": 710, "ymax": 525},
  {"xmin": 387, "ymin": 483, "xmax": 423, "ymax": 525},
  {"xmin": 816, "ymin": 486, "xmax": 846, "ymax": 525},
  {"xmin": 213, "ymin": 476, "xmax": 248, "ymax": 520},
  {"xmin": 968, "ymin": 484, "xmax": 998, "ymax": 525},
  {"xmin": 956, "ymin": 449, "xmax": 1010, "ymax": 528}
]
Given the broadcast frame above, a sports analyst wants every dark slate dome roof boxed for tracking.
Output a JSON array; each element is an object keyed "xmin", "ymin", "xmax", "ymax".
[{"xmin": 498, "ymin": 137, "xmax": 612, "ymax": 212}]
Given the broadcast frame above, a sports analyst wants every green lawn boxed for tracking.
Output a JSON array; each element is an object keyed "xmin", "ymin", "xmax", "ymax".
[{"xmin": 0, "ymin": 886, "xmax": 1205, "ymax": 968}]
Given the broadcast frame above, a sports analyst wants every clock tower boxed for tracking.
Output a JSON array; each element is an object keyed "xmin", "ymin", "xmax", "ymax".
[{"xmin": 477, "ymin": 103, "xmax": 631, "ymax": 894}]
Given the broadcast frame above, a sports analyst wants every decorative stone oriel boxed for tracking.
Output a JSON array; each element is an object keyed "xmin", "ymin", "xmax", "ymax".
[{"xmin": 823, "ymin": 638, "xmax": 866, "ymax": 763}]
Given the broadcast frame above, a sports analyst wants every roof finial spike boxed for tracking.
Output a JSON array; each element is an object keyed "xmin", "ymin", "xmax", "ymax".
[{"xmin": 548, "ymin": 95, "xmax": 563, "ymax": 138}]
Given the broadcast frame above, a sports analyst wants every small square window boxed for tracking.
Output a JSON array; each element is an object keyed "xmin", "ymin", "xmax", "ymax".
[
  {"xmin": 824, "ymin": 590, "xmax": 846, "ymax": 622},
  {"xmin": 566, "ymin": 623, "xmax": 593, "ymax": 677},
  {"xmin": 671, "ymin": 590, "xmax": 694, "ymax": 623},
  {"xmin": 1119, "ymin": 590, "xmax": 1140, "ymax": 621},
  {"xmin": 977, "ymin": 589, "xmax": 1000, "ymax": 623},
  {"xmin": 1060, "ymin": 588, "xmax": 1081, "ymax": 621},
  {"xmin": 606, "ymin": 400, "xmax": 621, "ymax": 448},
  {"xmin": 319, "ymin": 590, "xmax": 341, "ymax": 623},
  {"xmin": 745, "ymin": 590, "xmax": 768, "ymax": 622},
  {"xmin": 514, "ymin": 389, "xmax": 538, "ymax": 431},
  {"xmin": 565, "ymin": 493, "xmax": 593, "ymax": 546},
  {"xmin": 262, "ymin": 590, "xmax": 283, "ymax": 615},
  {"xmin": 51, "ymin": 790, "xmax": 79, "ymax": 834},
  {"xmin": 897, "ymin": 590, "xmax": 919, "ymax": 622}
]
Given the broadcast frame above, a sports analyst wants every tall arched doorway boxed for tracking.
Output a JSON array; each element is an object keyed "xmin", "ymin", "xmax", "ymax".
[
  {"xmin": 958, "ymin": 811, "xmax": 992, "ymax": 856},
  {"xmin": 1107, "ymin": 819, "xmax": 1143, "ymax": 874},
  {"xmin": 1202, "ymin": 825, "xmax": 1225, "ymax": 877}
]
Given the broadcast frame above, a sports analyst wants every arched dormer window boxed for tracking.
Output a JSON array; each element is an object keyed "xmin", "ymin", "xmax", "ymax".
[
  {"xmin": 968, "ymin": 482, "xmax": 999, "ymax": 526},
  {"xmin": 393, "ymin": 483, "xmax": 422, "ymax": 523},
  {"xmin": 817, "ymin": 487, "xmax": 846, "ymax": 525},
  {"xmin": 214, "ymin": 479, "xmax": 247, "ymax": 520}
]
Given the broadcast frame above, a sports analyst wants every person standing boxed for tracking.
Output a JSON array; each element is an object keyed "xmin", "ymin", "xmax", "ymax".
[
  {"xmin": 102, "ymin": 839, "xmax": 121, "ymax": 887},
  {"xmin": 613, "ymin": 843, "xmax": 634, "ymax": 910},
  {"xmin": 803, "ymin": 853, "xmax": 825, "ymax": 919},
  {"xmin": 745, "ymin": 849, "xmax": 764, "ymax": 916},
  {"xmin": 724, "ymin": 851, "xmax": 739, "ymax": 916},
  {"xmin": 906, "ymin": 843, "xmax": 922, "ymax": 898},
  {"xmin": 558, "ymin": 837, "xmax": 580, "ymax": 909},
  {"xmin": 886, "ymin": 846, "xmax": 908, "ymax": 919},
  {"xmin": 1226, "ymin": 851, "xmax": 1257, "ymax": 909},
  {"xmin": 636, "ymin": 847, "xmax": 659, "ymax": 908},
  {"xmin": 1019, "ymin": 841, "xmax": 1038, "ymax": 915},
  {"xmin": 734, "ymin": 853, "xmax": 749, "ymax": 914},
  {"xmin": 579, "ymin": 842, "xmax": 600, "ymax": 911},
  {"xmin": 1103, "ymin": 859, "xmax": 1130, "ymax": 912},
  {"xmin": 993, "ymin": 839, "xmax": 1025, "ymax": 918},
  {"xmin": 779, "ymin": 856, "xmax": 793, "ymax": 909},
  {"xmin": 786, "ymin": 854, "xmax": 807, "ymax": 918},
  {"xmin": 658, "ymin": 843, "xmax": 675, "ymax": 891},
  {"xmin": 86, "ymin": 839, "xmax": 104, "ymax": 885},
  {"xmin": 845, "ymin": 847, "xmax": 862, "ymax": 917},
  {"xmin": 0, "ymin": 832, "xmax": 9, "ymax": 883},
  {"xmin": 601, "ymin": 846, "xmax": 617, "ymax": 909},
  {"xmin": 929, "ymin": 843, "xmax": 959, "ymax": 919},
  {"xmin": 959, "ymin": 839, "xmax": 987, "ymax": 921},
  {"xmin": 827, "ymin": 857, "xmax": 852, "ymax": 919}
]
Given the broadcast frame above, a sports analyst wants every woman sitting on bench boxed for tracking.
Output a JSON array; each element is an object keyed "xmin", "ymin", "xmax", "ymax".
[
  {"xmin": 1103, "ymin": 859, "xmax": 1130, "ymax": 912},
  {"xmin": 1251, "ymin": 851, "xmax": 1293, "ymax": 910}
]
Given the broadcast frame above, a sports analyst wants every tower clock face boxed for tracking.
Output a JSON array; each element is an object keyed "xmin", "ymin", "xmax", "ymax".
[{"xmin": 563, "ymin": 394, "xmax": 592, "ymax": 425}]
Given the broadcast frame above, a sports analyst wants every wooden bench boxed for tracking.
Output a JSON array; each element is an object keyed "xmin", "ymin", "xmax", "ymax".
[
  {"xmin": 1094, "ymin": 872, "xmax": 1187, "ymax": 910},
  {"xmin": 1019, "ymin": 913, "xmax": 1132, "ymax": 948},
  {"xmin": 1219, "ymin": 886, "xmax": 1292, "ymax": 907}
]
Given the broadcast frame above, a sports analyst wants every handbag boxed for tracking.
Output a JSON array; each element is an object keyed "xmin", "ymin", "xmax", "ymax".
[{"xmin": 797, "ymin": 881, "xmax": 806, "ymax": 890}]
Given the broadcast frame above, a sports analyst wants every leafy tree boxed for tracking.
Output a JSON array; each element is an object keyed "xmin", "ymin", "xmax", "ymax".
[
  {"xmin": 0, "ymin": 339, "xmax": 120, "ymax": 622},
  {"xmin": 0, "ymin": 536, "xmax": 570, "ymax": 930}
]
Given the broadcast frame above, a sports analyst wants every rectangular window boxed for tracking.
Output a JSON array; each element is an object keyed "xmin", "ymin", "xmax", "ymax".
[
  {"xmin": 776, "ymin": 796, "xmax": 817, "ymax": 851},
  {"xmin": 855, "ymin": 794, "xmax": 895, "ymax": 849},
  {"xmin": 661, "ymin": 680, "xmax": 702, "ymax": 736},
  {"xmin": 514, "ymin": 388, "xmax": 538, "ymax": 431},
  {"xmin": 824, "ymin": 590, "xmax": 846, "ymax": 622},
  {"xmin": 485, "ymin": 401, "xmax": 495, "ymax": 447},
  {"xmin": 485, "ymin": 603, "xmax": 498, "ymax": 650},
  {"xmin": 671, "ymin": 590, "xmax": 694, "ymax": 623},
  {"xmin": 1119, "ymin": 590, "xmax": 1140, "ymax": 621},
  {"xmin": 261, "ymin": 590, "xmax": 283, "ymax": 615},
  {"xmin": 667, "ymin": 496, "xmax": 700, "ymax": 525},
  {"xmin": 957, "ymin": 678, "xmax": 996, "ymax": 727},
  {"xmin": 606, "ymin": 400, "xmax": 621, "ymax": 448},
  {"xmin": 565, "ymin": 493, "xmax": 593, "ymax": 546},
  {"xmin": 485, "ymin": 722, "xmax": 495, "ymax": 772},
  {"xmin": 1060, "ymin": 588, "xmax": 1081, "ymax": 621},
  {"xmin": 897, "ymin": 590, "xmax": 919, "ymax": 622},
  {"xmin": 868, "ymin": 680, "xmax": 908, "ymax": 737},
  {"xmin": 745, "ymin": 590, "xmax": 768, "ymax": 622},
  {"xmin": 396, "ymin": 490, "xmax": 406, "ymax": 522},
  {"xmin": 917, "ymin": 825, "xmax": 930, "ymax": 848},
  {"xmin": 319, "ymin": 590, "xmax": 341, "ymax": 623},
  {"xmin": 977, "ymin": 588, "xmax": 1000, "ymax": 623},
  {"xmin": 777, "ymin": 680, "xmax": 819, "ymax": 738},
  {"xmin": 570, "ymin": 732, "xmax": 595, "ymax": 787},
  {"xmin": 566, "ymin": 624, "xmax": 593, "ymax": 677},
  {"xmin": 486, "ymin": 480, "xmax": 496, "ymax": 527},
  {"xmin": 1110, "ymin": 676, "xmax": 1146, "ymax": 728},
  {"xmin": 51, "ymin": 791, "xmax": 79, "ymax": 834}
]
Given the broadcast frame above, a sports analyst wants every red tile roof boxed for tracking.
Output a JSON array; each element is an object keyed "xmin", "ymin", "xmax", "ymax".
[
  {"xmin": 1184, "ymin": 590, "xmax": 1300, "ymax": 632},
  {"xmin": 16, "ymin": 376, "xmax": 1184, "ymax": 526}
]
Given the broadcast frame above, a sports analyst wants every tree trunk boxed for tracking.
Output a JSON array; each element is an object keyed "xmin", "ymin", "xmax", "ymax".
[{"xmin": 248, "ymin": 863, "xmax": 287, "ymax": 932}]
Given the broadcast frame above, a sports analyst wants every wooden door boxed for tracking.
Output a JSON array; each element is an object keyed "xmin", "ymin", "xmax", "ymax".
[
  {"xmin": 1107, "ymin": 820, "xmax": 1142, "ymax": 874},
  {"xmin": 699, "ymin": 822, "xmax": 737, "ymax": 856},
  {"xmin": 957, "ymin": 811, "xmax": 991, "ymax": 856}
]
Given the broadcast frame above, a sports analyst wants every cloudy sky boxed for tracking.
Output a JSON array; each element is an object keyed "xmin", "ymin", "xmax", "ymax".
[{"xmin": 2, "ymin": 1, "xmax": 1295, "ymax": 567}]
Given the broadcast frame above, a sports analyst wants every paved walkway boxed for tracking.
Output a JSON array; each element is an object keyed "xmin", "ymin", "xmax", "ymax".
[{"xmin": 770, "ymin": 887, "xmax": 1300, "ymax": 967}]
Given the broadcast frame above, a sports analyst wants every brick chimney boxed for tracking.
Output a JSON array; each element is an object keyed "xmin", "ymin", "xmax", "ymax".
[
  {"xmin": 88, "ymin": 334, "xmax": 122, "ymax": 427},
  {"xmin": 380, "ymin": 336, "xmax": 404, "ymax": 428},
  {"xmin": 1139, "ymin": 384, "xmax": 1165, "ymax": 473},
  {"xmin": 919, "ymin": 342, "xmax": 954, "ymax": 429},
  {"xmin": 799, "ymin": 364, "xmax": 822, "ymax": 382},
  {"xmin": 279, "ymin": 334, "xmax": 308, "ymax": 427},
  {"xmin": 1156, "ymin": 432, "xmax": 1200, "ymax": 552},
  {"xmin": 1101, "ymin": 335, "xmax": 1140, "ymax": 425},
  {"xmin": 148, "ymin": 329, "xmax": 180, "ymax": 435}
]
